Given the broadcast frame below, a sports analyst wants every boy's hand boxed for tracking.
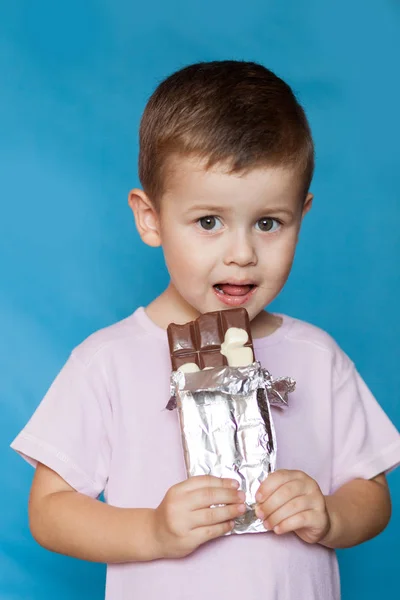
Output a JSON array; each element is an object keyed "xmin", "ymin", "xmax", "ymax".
[
  {"xmin": 153, "ymin": 475, "xmax": 246, "ymax": 558},
  {"xmin": 255, "ymin": 470, "xmax": 331, "ymax": 544}
]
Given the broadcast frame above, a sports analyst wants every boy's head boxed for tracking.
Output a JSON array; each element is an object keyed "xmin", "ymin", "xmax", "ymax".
[
  {"xmin": 129, "ymin": 61, "xmax": 314, "ymax": 331},
  {"xmin": 138, "ymin": 60, "xmax": 314, "ymax": 207}
]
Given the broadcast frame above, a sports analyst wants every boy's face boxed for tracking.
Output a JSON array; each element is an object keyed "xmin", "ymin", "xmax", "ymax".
[{"xmin": 130, "ymin": 157, "xmax": 312, "ymax": 326}]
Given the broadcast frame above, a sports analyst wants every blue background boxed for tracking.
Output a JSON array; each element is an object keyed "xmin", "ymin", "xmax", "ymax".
[{"xmin": 1, "ymin": 1, "xmax": 399, "ymax": 598}]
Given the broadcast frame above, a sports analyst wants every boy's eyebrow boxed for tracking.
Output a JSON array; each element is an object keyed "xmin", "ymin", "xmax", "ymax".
[
  {"xmin": 186, "ymin": 205, "xmax": 230, "ymax": 214},
  {"xmin": 262, "ymin": 207, "xmax": 296, "ymax": 217},
  {"xmin": 186, "ymin": 204, "xmax": 295, "ymax": 217}
]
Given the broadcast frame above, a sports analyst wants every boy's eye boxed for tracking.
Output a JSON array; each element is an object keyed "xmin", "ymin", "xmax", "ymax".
[
  {"xmin": 198, "ymin": 216, "xmax": 222, "ymax": 231},
  {"xmin": 255, "ymin": 218, "xmax": 280, "ymax": 232}
]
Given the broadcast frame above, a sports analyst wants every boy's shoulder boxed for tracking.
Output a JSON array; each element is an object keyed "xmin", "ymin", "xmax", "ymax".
[
  {"xmin": 282, "ymin": 313, "xmax": 338, "ymax": 349},
  {"xmin": 275, "ymin": 312, "xmax": 353, "ymax": 373},
  {"xmin": 70, "ymin": 308, "xmax": 157, "ymax": 367}
]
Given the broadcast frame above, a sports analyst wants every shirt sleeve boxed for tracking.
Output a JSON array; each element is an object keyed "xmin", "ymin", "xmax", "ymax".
[
  {"xmin": 10, "ymin": 351, "xmax": 112, "ymax": 498},
  {"xmin": 330, "ymin": 353, "xmax": 400, "ymax": 493}
]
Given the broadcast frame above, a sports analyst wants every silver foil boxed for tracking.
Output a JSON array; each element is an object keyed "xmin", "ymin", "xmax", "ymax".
[{"xmin": 168, "ymin": 362, "xmax": 295, "ymax": 534}]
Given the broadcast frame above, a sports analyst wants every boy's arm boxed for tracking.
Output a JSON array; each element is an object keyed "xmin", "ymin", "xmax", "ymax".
[
  {"xmin": 29, "ymin": 463, "xmax": 245, "ymax": 563},
  {"xmin": 320, "ymin": 473, "xmax": 391, "ymax": 549},
  {"xmin": 29, "ymin": 463, "xmax": 161, "ymax": 563}
]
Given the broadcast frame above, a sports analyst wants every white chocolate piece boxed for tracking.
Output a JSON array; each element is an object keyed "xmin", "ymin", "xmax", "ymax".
[
  {"xmin": 225, "ymin": 346, "xmax": 254, "ymax": 367},
  {"xmin": 220, "ymin": 327, "xmax": 254, "ymax": 367},
  {"xmin": 223, "ymin": 327, "xmax": 249, "ymax": 347},
  {"xmin": 178, "ymin": 362, "xmax": 201, "ymax": 373}
]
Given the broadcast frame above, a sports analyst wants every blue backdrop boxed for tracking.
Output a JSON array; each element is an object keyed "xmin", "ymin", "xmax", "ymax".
[{"xmin": 1, "ymin": 1, "xmax": 399, "ymax": 598}]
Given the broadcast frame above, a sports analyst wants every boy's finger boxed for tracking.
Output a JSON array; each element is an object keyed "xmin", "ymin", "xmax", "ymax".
[
  {"xmin": 269, "ymin": 509, "xmax": 315, "ymax": 535},
  {"xmin": 256, "ymin": 470, "xmax": 304, "ymax": 503},
  {"xmin": 256, "ymin": 480, "xmax": 305, "ymax": 518},
  {"xmin": 195, "ymin": 520, "xmax": 235, "ymax": 544},
  {"xmin": 256, "ymin": 495, "xmax": 311, "ymax": 528},
  {"xmin": 181, "ymin": 475, "xmax": 240, "ymax": 492},
  {"xmin": 192, "ymin": 502, "xmax": 246, "ymax": 528},
  {"xmin": 189, "ymin": 487, "xmax": 245, "ymax": 511}
]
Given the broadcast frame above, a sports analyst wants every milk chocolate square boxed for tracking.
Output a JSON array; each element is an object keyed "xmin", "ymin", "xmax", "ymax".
[{"xmin": 167, "ymin": 308, "xmax": 254, "ymax": 371}]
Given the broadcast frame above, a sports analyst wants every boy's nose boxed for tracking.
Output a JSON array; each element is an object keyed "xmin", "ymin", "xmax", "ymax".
[{"xmin": 223, "ymin": 232, "xmax": 257, "ymax": 267}]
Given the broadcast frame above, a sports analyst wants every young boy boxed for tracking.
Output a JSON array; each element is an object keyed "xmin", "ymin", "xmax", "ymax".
[{"xmin": 11, "ymin": 61, "xmax": 400, "ymax": 600}]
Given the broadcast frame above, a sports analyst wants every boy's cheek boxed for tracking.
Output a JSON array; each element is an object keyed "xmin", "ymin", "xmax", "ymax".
[
  {"xmin": 166, "ymin": 246, "xmax": 203, "ymax": 270},
  {"xmin": 266, "ymin": 245, "xmax": 297, "ymax": 277}
]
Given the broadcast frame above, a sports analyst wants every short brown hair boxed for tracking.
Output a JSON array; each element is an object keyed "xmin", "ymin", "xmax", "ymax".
[{"xmin": 139, "ymin": 60, "xmax": 314, "ymax": 204}]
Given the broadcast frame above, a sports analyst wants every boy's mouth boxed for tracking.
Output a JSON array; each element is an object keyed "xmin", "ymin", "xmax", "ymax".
[{"xmin": 213, "ymin": 283, "xmax": 257, "ymax": 307}]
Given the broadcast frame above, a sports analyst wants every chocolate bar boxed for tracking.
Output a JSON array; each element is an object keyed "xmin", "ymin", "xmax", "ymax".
[
  {"xmin": 167, "ymin": 308, "xmax": 254, "ymax": 371},
  {"xmin": 167, "ymin": 308, "xmax": 295, "ymax": 535}
]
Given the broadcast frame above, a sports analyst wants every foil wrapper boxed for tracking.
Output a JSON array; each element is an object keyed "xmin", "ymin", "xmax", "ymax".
[{"xmin": 168, "ymin": 362, "xmax": 295, "ymax": 534}]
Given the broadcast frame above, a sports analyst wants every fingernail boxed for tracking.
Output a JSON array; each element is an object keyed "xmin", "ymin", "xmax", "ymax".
[
  {"xmin": 255, "ymin": 492, "xmax": 264, "ymax": 502},
  {"xmin": 238, "ymin": 504, "xmax": 246, "ymax": 514},
  {"xmin": 230, "ymin": 480, "xmax": 240, "ymax": 488},
  {"xmin": 238, "ymin": 491, "xmax": 246, "ymax": 501}
]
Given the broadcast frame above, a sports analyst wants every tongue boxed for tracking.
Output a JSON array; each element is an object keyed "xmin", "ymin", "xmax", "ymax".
[{"xmin": 219, "ymin": 284, "xmax": 253, "ymax": 296}]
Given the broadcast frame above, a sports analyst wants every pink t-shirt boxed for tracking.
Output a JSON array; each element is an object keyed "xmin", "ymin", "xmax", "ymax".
[{"xmin": 11, "ymin": 308, "xmax": 400, "ymax": 600}]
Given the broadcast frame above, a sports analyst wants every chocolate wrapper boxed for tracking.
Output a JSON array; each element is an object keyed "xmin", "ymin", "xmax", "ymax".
[{"xmin": 168, "ymin": 361, "xmax": 295, "ymax": 534}]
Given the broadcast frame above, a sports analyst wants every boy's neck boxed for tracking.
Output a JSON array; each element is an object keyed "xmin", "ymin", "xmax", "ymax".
[{"xmin": 144, "ymin": 284, "xmax": 282, "ymax": 339}]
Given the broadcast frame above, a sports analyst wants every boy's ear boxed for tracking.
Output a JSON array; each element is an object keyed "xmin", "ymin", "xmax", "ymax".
[
  {"xmin": 128, "ymin": 189, "xmax": 161, "ymax": 247},
  {"xmin": 302, "ymin": 193, "xmax": 313, "ymax": 218}
]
